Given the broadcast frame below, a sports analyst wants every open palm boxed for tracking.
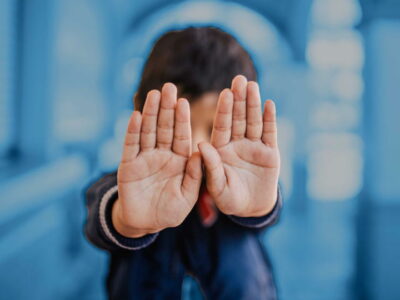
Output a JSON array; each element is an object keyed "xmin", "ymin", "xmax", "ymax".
[
  {"xmin": 198, "ymin": 76, "xmax": 280, "ymax": 217},
  {"xmin": 116, "ymin": 84, "xmax": 202, "ymax": 237}
]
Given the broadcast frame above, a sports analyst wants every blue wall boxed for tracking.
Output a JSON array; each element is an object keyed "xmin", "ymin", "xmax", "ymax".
[{"xmin": 357, "ymin": 18, "xmax": 400, "ymax": 300}]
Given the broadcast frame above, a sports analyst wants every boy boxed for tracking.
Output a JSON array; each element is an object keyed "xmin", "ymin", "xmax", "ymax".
[{"xmin": 85, "ymin": 26, "xmax": 282, "ymax": 300}]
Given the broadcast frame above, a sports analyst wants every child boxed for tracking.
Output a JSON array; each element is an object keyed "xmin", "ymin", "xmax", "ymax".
[{"xmin": 85, "ymin": 26, "xmax": 282, "ymax": 300}]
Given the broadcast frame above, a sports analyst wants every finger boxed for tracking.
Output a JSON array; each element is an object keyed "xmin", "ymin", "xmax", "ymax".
[
  {"xmin": 198, "ymin": 142, "xmax": 226, "ymax": 198},
  {"xmin": 173, "ymin": 98, "xmax": 192, "ymax": 157},
  {"xmin": 262, "ymin": 100, "xmax": 278, "ymax": 147},
  {"xmin": 140, "ymin": 90, "xmax": 161, "ymax": 150},
  {"xmin": 246, "ymin": 81, "xmax": 263, "ymax": 140},
  {"xmin": 181, "ymin": 152, "xmax": 203, "ymax": 205},
  {"xmin": 231, "ymin": 75, "xmax": 247, "ymax": 140},
  {"xmin": 211, "ymin": 89, "xmax": 233, "ymax": 148},
  {"xmin": 157, "ymin": 83, "xmax": 177, "ymax": 150},
  {"xmin": 121, "ymin": 111, "xmax": 142, "ymax": 162}
]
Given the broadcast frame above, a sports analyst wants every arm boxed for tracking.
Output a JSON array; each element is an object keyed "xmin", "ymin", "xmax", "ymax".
[
  {"xmin": 198, "ymin": 75, "xmax": 282, "ymax": 223},
  {"xmin": 84, "ymin": 172, "xmax": 158, "ymax": 252},
  {"xmin": 85, "ymin": 83, "xmax": 203, "ymax": 252}
]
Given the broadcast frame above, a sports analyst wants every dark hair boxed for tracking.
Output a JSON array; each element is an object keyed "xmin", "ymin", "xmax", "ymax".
[{"xmin": 134, "ymin": 26, "xmax": 257, "ymax": 111}]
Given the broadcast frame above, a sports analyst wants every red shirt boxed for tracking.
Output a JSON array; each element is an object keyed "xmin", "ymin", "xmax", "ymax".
[{"xmin": 196, "ymin": 182, "xmax": 217, "ymax": 227}]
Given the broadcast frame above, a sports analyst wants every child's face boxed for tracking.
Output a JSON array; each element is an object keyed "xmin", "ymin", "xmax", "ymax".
[{"xmin": 190, "ymin": 92, "xmax": 218, "ymax": 152}]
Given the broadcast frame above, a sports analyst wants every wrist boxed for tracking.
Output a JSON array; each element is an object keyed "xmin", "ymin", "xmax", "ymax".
[
  {"xmin": 235, "ymin": 188, "xmax": 278, "ymax": 218},
  {"xmin": 249, "ymin": 199, "xmax": 277, "ymax": 217},
  {"xmin": 112, "ymin": 198, "xmax": 149, "ymax": 238}
]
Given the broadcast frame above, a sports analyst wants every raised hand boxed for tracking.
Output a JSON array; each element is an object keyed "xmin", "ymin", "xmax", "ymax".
[
  {"xmin": 198, "ymin": 75, "xmax": 280, "ymax": 218},
  {"xmin": 113, "ymin": 83, "xmax": 203, "ymax": 238}
]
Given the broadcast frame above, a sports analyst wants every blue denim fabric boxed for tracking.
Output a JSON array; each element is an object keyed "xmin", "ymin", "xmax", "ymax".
[{"xmin": 105, "ymin": 210, "xmax": 277, "ymax": 300}]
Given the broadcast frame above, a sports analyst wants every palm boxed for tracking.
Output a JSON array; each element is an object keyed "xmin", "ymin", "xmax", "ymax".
[
  {"xmin": 216, "ymin": 140, "xmax": 279, "ymax": 216},
  {"xmin": 199, "ymin": 76, "xmax": 280, "ymax": 217},
  {"xmin": 119, "ymin": 151, "xmax": 190, "ymax": 229},
  {"xmin": 117, "ymin": 84, "xmax": 202, "ymax": 235}
]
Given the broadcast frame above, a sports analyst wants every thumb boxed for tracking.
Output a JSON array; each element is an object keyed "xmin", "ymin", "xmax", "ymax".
[
  {"xmin": 198, "ymin": 142, "xmax": 226, "ymax": 198},
  {"xmin": 181, "ymin": 152, "xmax": 203, "ymax": 205}
]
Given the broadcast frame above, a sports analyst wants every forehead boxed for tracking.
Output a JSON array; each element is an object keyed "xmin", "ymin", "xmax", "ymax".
[{"xmin": 190, "ymin": 92, "xmax": 218, "ymax": 116}]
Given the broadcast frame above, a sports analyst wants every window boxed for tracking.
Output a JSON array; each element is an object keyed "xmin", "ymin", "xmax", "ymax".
[{"xmin": 306, "ymin": 0, "xmax": 364, "ymax": 201}]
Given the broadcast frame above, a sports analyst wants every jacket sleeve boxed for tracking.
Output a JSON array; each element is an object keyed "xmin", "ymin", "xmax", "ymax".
[
  {"xmin": 84, "ymin": 171, "xmax": 158, "ymax": 252},
  {"xmin": 227, "ymin": 184, "xmax": 283, "ymax": 230}
]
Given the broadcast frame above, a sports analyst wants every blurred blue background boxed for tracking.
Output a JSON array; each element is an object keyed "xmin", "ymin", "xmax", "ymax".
[{"xmin": 1, "ymin": 0, "xmax": 399, "ymax": 299}]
